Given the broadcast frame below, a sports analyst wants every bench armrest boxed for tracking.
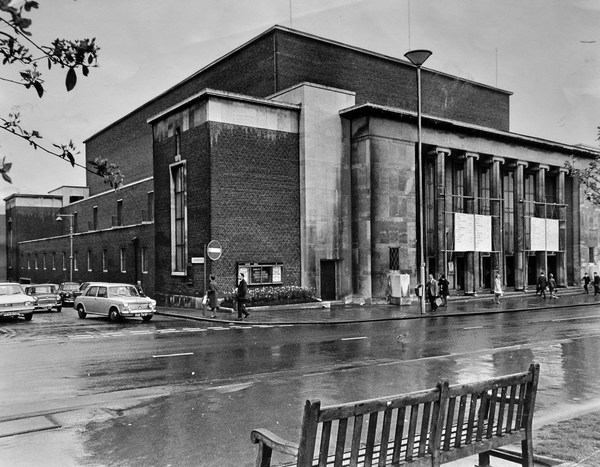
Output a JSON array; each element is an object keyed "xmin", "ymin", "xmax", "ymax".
[{"xmin": 251, "ymin": 428, "xmax": 300, "ymax": 457}]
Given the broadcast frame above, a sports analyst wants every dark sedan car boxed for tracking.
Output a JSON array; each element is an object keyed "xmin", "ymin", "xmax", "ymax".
[{"xmin": 57, "ymin": 282, "xmax": 81, "ymax": 307}]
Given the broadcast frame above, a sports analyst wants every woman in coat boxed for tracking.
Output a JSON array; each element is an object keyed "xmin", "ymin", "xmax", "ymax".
[{"xmin": 207, "ymin": 275, "xmax": 220, "ymax": 318}]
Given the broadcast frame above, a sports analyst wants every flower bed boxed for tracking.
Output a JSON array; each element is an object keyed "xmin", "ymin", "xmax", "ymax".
[{"xmin": 221, "ymin": 285, "xmax": 318, "ymax": 308}]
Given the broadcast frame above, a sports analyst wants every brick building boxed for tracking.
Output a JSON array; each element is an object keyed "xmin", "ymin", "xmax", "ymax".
[{"xmin": 6, "ymin": 25, "xmax": 600, "ymax": 304}]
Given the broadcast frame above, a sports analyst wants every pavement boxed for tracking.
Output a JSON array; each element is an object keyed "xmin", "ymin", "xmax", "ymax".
[{"xmin": 155, "ymin": 286, "xmax": 600, "ymax": 325}]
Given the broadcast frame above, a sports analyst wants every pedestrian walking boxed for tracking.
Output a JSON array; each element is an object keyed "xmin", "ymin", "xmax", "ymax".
[
  {"xmin": 438, "ymin": 274, "xmax": 449, "ymax": 306},
  {"xmin": 537, "ymin": 271, "xmax": 547, "ymax": 299},
  {"xmin": 582, "ymin": 272, "xmax": 591, "ymax": 294},
  {"xmin": 236, "ymin": 273, "xmax": 250, "ymax": 320},
  {"xmin": 594, "ymin": 272, "xmax": 600, "ymax": 296},
  {"xmin": 548, "ymin": 273, "xmax": 558, "ymax": 299},
  {"xmin": 207, "ymin": 275, "xmax": 220, "ymax": 318},
  {"xmin": 426, "ymin": 273, "xmax": 439, "ymax": 312},
  {"xmin": 493, "ymin": 273, "xmax": 503, "ymax": 304}
]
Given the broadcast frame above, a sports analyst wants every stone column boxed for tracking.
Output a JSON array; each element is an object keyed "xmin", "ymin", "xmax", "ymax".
[
  {"xmin": 464, "ymin": 152, "xmax": 478, "ymax": 294},
  {"xmin": 513, "ymin": 161, "xmax": 528, "ymax": 290},
  {"xmin": 491, "ymin": 156, "xmax": 505, "ymax": 283},
  {"xmin": 557, "ymin": 167, "xmax": 568, "ymax": 286},
  {"xmin": 536, "ymin": 164, "xmax": 549, "ymax": 275},
  {"xmin": 432, "ymin": 147, "xmax": 451, "ymax": 278}
]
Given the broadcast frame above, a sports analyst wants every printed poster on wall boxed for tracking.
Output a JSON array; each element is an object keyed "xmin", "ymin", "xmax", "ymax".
[
  {"xmin": 474, "ymin": 214, "xmax": 492, "ymax": 252},
  {"xmin": 545, "ymin": 218, "xmax": 559, "ymax": 251},
  {"xmin": 454, "ymin": 213, "xmax": 493, "ymax": 252},
  {"xmin": 529, "ymin": 217, "xmax": 559, "ymax": 251},
  {"xmin": 454, "ymin": 213, "xmax": 474, "ymax": 252}
]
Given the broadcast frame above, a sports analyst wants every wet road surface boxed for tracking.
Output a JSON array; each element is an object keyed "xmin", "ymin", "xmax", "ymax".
[{"xmin": 1, "ymin": 304, "xmax": 600, "ymax": 465}]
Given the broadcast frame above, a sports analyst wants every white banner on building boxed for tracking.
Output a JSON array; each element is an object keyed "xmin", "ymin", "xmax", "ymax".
[
  {"xmin": 454, "ymin": 213, "xmax": 474, "ymax": 252},
  {"xmin": 529, "ymin": 217, "xmax": 559, "ymax": 251},
  {"xmin": 454, "ymin": 213, "xmax": 492, "ymax": 252},
  {"xmin": 474, "ymin": 214, "xmax": 492, "ymax": 252},
  {"xmin": 546, "ymin": 218, "xmax": 559, "ymax": 251}
]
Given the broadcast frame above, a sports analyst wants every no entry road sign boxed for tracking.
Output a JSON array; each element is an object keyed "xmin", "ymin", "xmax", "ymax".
[{"xmin": 206, "ymin": 240, "xmax": 222, "ymax": 261}]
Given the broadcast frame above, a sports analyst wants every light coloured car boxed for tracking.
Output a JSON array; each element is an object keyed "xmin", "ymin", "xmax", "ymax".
[
  {"xmin": 0, "ymin": 282, "xmax": 35, "ymax": 321},
  {"xmin": 74, "ymin": 282, "xmax": 156, "ymax": 322},
  {"xmin": 24, "ymin": 283, "xmax": 62, "ymax": 312}
]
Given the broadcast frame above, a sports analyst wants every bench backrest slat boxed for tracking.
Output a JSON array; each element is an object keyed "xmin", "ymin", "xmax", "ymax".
[
  {"xmin": 365, "ymin": 412, "xmax": 378, "ymax": 466},
  {"xmin": 377, "ymin": 408, "xmax": 393, "ymax": 467},
  {"xmin": 405, "ymin": 404, "xmax": 420, "ymax": 461},
  {"xmin": 453, "ymin": 394, "xmax": 468, "ymax": 448},
  {"xmin": 496, "ymin": 387, "xmax": 508, "ymax": 436},
  {"xmin": 350, "ymin": 414, "xmax": 363, "ymax": 467},
  {"xmin": 319, "ymin": 420, "xmax": 332, "ymax": 467},
  {"xmin": 391, "ymin": 406, "xmax": 406, "ymax": 463},
  {"xmin": 333, "ymin": 417, "xmax": 348, "ymax": 467}
]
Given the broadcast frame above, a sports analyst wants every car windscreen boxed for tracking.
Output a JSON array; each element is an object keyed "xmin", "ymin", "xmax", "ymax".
[
  {"xmin": 108, "ymin": 286, "xmax": 139, "ymax": 297},
  {"xmin": 61, "ymin": 284, "xmax": 79, "ymax": 291},
  {"xmin": 0, "ymin": 285, "xmax": 24, "ymax": 295},
  {"xmin": 36, "ymin": 285, "xmax": 56, "ymax": 293}
]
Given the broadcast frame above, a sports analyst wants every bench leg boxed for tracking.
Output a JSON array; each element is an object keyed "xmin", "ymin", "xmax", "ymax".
[
  {"xmin": 476, "ymin": 451, "xmax": 491, "ymax": 467},
  {"xmin": 521, "ymin": 438, "xmax": 534, "ymax": 467},
  {"xmin": 256, "ymin": 443, "xmax": 273, "ymax": 467}
]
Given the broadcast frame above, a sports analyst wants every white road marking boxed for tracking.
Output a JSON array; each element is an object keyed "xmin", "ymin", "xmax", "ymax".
[
  {"xmin": 152, "ymin": 352, "xmax": 194, "ymax": 358},
  {"xmin": 464, "ymin": 326, "xmax": 484, "ymax": 330},
  {"xmin": 341, "ymin": 336, "xmax": 368, "ymax": 341}
]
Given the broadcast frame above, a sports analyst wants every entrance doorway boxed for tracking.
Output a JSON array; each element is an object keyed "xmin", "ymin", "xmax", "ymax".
[
  {"xmin": 481, "ymin": 255, "xmax": 491, "ymax": 290},
  {"xmin": 320, "ymin": 260, "xmax": 337, "ymax": 300}
]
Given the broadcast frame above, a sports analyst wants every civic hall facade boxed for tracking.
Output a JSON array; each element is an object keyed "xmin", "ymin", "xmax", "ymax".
[{"xmin": 6, "ymin": 26, "xmax": 600, "ymax": 303}]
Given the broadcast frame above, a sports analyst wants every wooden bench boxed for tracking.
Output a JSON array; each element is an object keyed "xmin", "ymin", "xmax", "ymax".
[{"xmin": 251, "ymin": 363, "xmax": 540, "ymax": 466}]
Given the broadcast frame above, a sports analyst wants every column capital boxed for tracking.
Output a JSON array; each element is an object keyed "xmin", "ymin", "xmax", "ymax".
[
  {"xmin": 505, "ymin": 160, "xmax": 528, "ymax": 171},
  {"xmin": 464, "ymin": 151, "xmax": 479, "ymax": 160},
  {"xmin": 538, "ymin": 163, "xmax": 550, "ymax": 172},
  {"xmin": 430, "ymin": 147, "xmax": 451, "ymax": 157},
  {"xmin": 492, "ymin": 156, "xmax": 506, "ymax": 164}
]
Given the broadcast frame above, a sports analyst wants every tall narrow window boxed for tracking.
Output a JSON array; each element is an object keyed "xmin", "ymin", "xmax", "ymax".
[
  {"xmin": 175, "ymin": 128, "xmax": 181, "ymax": 155},
  {"xmin": 52, "ymin": 252, "xmax": 56, "ymax": 270},
  {"xmin": 141, "ymin": 247, "xmax": 149, "ymax": 273},
  {"xmin": 102, "ymin": 249, "xmax": 108, "ymax": 272},
  {"xmin": 147, "ymin": 191, "xmax": 154, "ymax": 222},
  {"xmin": 73, "ymin": 212, "xmax": 78, "ymax": 233},
  {"xmin": 93, "ymin": 206, "xmax": 98, "ymax": 230},
  {"xmin": 120, "ymin": 248, "xmax": 126, "ymax": 273},
  {"xmin": 43, "ymin": 253, "xmax": 46, "ymax": 270},
  {"xmin": 87, "ymin": 250, "xmax": 92, "ymax": 271},
  {"xmin": 453, "ymin": 162, "xmax": 465, "ymax": 213},
  {"xmin": 27, "ymin": 254, "xmax": 31, "ymax": 269},
  {"xmin": 62, "ymin": 252, "xmax": 66, "ymax": 271},
  {"xmin": 170, "ymin": 162, "xmax": 187, "ymax": 274},
  {"xmin": 34, "ymin": 254, "xmax": 38, "ymax": 270},
  {"xmin": 74, "ymin": 251, "xmax": 78, "ymax": 271},
  {"xmin": 117, "ymin": 199, "xmax": 123, "ymax": 226},
  {"xmin": 503, "ymin": 172, "xmax": 514, "ymax": 253}
]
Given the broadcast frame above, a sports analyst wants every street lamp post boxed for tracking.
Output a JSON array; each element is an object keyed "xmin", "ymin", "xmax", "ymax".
[
  {"xmin": 56, "ymin": 214, "xmax": 74, "ymax": 282},
  {"xmin": 404, "ymin": 49, "xmax": 432, "ymax": 315}
]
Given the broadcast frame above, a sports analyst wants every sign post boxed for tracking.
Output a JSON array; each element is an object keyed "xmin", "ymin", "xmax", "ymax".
[{"xmin": 204, "ymin": 240, "xmax": 223, "ymax": 294}]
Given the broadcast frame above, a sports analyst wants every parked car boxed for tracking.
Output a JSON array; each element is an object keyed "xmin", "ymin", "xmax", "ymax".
[
  {"xmin": 0, "ymin": 282, "xmax": 35, "ymax": 321},
  {"xmin": 24, "ymin": 284, "xmax": 62, "ymax": 312},
  {"xmin": 73, "ymin": 281, "xmax": 94, "ymax": 301},
  {"xmin": 74, "ymin": 283, "xmax": 156, "ymax": 322},
  {"xmin": 57, "ymin": 282, "xmax": 81, "ymax": 307}
]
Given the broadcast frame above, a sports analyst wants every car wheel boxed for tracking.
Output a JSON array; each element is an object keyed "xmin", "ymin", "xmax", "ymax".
[
  {"xmin": 77, "ymin": 305, "xmax": 86, "ymax": 319},
  {"xmin": 109, "ymin": 308, "xmax": 120, "ymax": 322},
  {"xmin": 24, "ymin": 313, "xmax": 33, "ymax": 321},
  {"xmin": 56, "ymin": 306, "xmax": 62, "ymax": 313},
  {"xmin": 142, "ymin": 315, "xmax": 153, "ymax": 322}
]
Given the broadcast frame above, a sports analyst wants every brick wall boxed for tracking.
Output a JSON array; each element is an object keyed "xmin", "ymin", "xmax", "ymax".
[
  {"xmin": 153, "ymin": 120, "xmax": 300, "ymax": 298},
  {"xmin": 17, "ymin": 223, "xmax": 154, "ymax": 295}
]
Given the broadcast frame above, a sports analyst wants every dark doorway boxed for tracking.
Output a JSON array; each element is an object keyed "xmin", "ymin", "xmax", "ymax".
[
  {"xmin": 505, "ymin": 256, "xmax": 515, "ymax": 287},
  {"xmin": 547, "ymin": 255, "xmax": 557, "ymax": 283},
  {"xmin": 527, "ymin": 255, "xmax": 537, "ymax": 287},
  {"xmin": 455, "ymin": 256, "xmax": 464, "ymax": 291},
  {"xmin": 481, "ymin": 256, "xmax": 491, "ymax": 290},
  {"xmin": 320, "ymin": 260, "xmax": 337, "ymax": 300}
]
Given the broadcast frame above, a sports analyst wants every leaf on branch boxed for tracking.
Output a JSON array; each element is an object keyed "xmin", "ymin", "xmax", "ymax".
[
  {"xmin": 90, "ymin": 157, "xmax": 124, "ymax": 190},
  {"xmin": 33, "ymin": 80, "xmax": 43, "ymax": 97},
  {"xmin": 65, "ymin": 67, "xmax": 76, "ymax": 91},
  {"xmin": 0, "ymin": 157, "xmax": 12, "ymax": 184}
]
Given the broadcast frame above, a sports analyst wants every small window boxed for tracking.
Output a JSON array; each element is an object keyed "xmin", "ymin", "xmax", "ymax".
[
  {"xmin": 52, "ymin": 252, "xmax": 56, "ymax": 270},
  {"xmin": 43, "ymin": 253, "xmax": 47, "ymax": 270},
  {"xmin": 34, "ymin": 254, "xmax": 38, "ymax": 270},
  {"xmin": 589, "ymin": 247, "xmax": 595, "ymax": 264},
  {"xmin": 27, "ymin": 254, "xmax": 31, "ymax": 270},
  {"xmin": 62, "ymin": 252, "xmax": 67, "ymax": 271},
  {"xmin": 74, "ymin": 251, "xmax": 78, "ymax": 271},
  {"xmin": 389, "ymin": 247, "xmax": 400, "ymax": 271},
  {"xmin": 86, "ymin": 286, "xmax": 98, "ymax": 297},
  {"xmin": 117, "ymin": 200, "xmax": 123, "ymax": 226},
  {"xmin": 93, "ymin": 206, "xmax": 98, "ymax": 230},
  {"xmin": 141, "ymin": 247, "xmax": 148, "ymax": 273},
  {"xmin": 97, "ymin": 286, "xmax": 107, "ymax": 298},
  {"xmin": 102, "ymin": 249, "xmax": 108, "ymax": 272},
  {"xmin": 120, "ymin": 248, "xmax": 126, "ymax": 273},
  {"xmin": 87, "ymin": 250, "xmax": 92, "ymax": 272}
]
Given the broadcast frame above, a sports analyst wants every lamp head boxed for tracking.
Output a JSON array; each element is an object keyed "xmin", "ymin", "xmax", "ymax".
[
  {"xmin": 56, "ymin": 216, "xmax": 63, "ymax": 222},
  {"xmin": 404, "ymin": 49, "xmax": 433, "ymax": 67}
]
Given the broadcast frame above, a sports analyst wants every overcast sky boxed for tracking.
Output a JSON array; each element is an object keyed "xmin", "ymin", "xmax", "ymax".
[{"xmin": 0, "ymin": 0, "xmax": 598, "ymax": 202}]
